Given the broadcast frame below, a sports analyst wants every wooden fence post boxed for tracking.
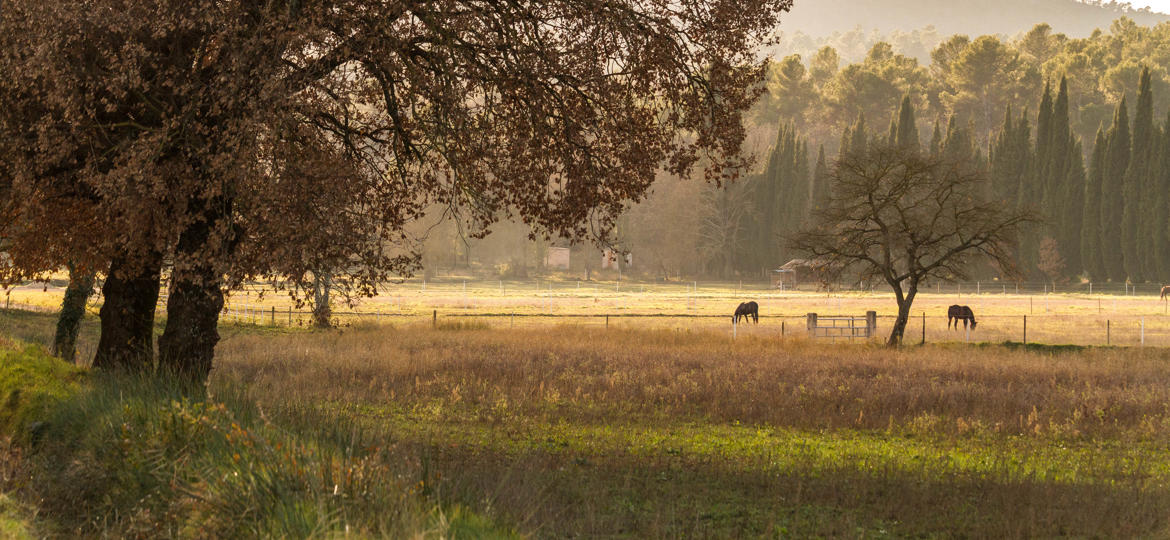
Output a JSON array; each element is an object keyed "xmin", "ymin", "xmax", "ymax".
[
  {"xmin": 606, "ymin": 314, "xmax": 609, "ymax": 329},
  {"xmin": 866, "ymin": 311, "xmax": 877, "ymax": 339},
  {"xmin": 270, "ymin": 306, "xmax": 275, "ymax": 326},
  {"xmin": 806, "ymin": 313, "xmax": 817, "ymax": 337},
  {"xmin": 781, "ymin": 321, "xmax": 786, "ymax": 337},
  {"xmin": 921, "ymin": 312, "xmax": 926, "ymax": 345},
  {"xmin": 1023, "ymin": 315, "xmax": 1027, "ymax": 345},
  {"xmin": 433, "ymin": 309, "xmax": 437, "ymax": 328}
]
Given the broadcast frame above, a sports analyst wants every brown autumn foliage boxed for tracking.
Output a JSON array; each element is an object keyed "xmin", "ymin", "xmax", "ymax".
[{"xmin": 0, "ymin": 0, "xmax": 792, "ymax": 380}]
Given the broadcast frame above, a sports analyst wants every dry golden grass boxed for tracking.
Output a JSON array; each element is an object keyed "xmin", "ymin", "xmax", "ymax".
[
  {"xmin": 215, "ymin": 324, "xmax": 1170, "ymax": 439},
  {"xmin": 209, "ymin": 324, "xmax": 1170, "ymax": 536},
  {"xmin": 12, "ymin": 277, "xmax": 1170, "ymax": 346}
]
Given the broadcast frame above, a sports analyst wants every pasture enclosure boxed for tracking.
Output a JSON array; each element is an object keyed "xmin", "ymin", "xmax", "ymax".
[{"xmin": 9, "ymin": 277, "xmax": 1170, "ymax": 348}]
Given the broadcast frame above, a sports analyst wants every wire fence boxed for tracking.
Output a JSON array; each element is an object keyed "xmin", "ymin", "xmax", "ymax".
[{"xmin": 8, "ymin": 276, "xmax": 1170, "ymax": 348}]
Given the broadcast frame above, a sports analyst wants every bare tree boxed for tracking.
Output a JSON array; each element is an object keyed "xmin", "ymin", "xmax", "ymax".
[{"xmin": 790, "ymin": 145, "xmax": 1036, "ymax": 345}]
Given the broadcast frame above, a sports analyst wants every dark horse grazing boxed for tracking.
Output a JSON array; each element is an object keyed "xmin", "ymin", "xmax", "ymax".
[
  {"xmin": 733, "ymin": 301, "xmax": 759, "ymax": 324},
  {"xmin": 1161, "ymin": 285, "xmax": 1170, "ymax": 299},
  {"xmin": 947, "ymin": 305, "xmax": 977, "ymax": 330}
]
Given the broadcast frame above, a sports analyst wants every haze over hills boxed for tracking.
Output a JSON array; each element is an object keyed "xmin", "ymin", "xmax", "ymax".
[{"xmin": 779, "ymin": 0, "xmax": 1169, "ymax": 43}]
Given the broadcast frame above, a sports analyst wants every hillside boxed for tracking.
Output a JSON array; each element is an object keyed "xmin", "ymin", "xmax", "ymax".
[{"xmin": 779, "ymin": 0, "xmax": 1169, "ymax": 40}]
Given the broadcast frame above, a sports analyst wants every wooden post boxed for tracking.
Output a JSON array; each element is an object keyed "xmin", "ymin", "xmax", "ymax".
[
  {"xmin": 781, "ymin": 321, "xmax": 785, "ymax": 337},
  {"xmin": 606, "ymin": 314, "xmax": 609, "ymax": 329},
  {"xmin": 1023, "ymin": 315, "xmax": 1027, "ymax": 345},
  {"xmin": 270, "ymin": 306, "xmax": 275, "ymax": 326},
  {"xmin": 866, "ymin": 311, "xmax": 877, "ymax": 339},
  {"xmin": 1089, "ymin": 282, "xmax": 1093, "ymax": 295},
  {"xmin": 433, "ymin": 309, "xmax": 437, "ymax": 328},
  {"xmin": 806, "ymin": 313, "xmax": 817, "ymax": 337},
  {"xmin": 921, "ymin": 312, "xmax": 926, "ymax": 345}
]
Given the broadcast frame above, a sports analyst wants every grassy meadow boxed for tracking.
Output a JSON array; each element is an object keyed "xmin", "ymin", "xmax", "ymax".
[
  {"xmin": 10, "ymin": 276, "xmax": 1170, "ymax": 347},
  {"xmin": 2, "ymin": 304, "xmax": 1170, "ymax": 536}
]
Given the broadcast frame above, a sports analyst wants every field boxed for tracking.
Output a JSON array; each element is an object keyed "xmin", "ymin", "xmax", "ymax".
[
  {"xmin": 3, "ymin": 284, "xmax": 1170, "ymax": 536},
  {"xmin": 7, "ymin": 276, "xmax": 1170, "ymax": 348}
]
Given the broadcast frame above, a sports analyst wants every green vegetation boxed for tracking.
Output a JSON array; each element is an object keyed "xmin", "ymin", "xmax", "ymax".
[
  {"xmin": 0, "ymin": 337, "xmax": 513, "ymax": 537},
  {"xmin": 4, "ymin": 310, "xmax": 1170, "ymax": 535}
]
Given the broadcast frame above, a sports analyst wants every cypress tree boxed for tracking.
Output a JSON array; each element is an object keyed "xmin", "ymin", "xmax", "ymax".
[
  {"xmin": 1061, "ymin": 137, "xmax": 1086, "ymax": 277},
  {"xmin": 850, "ymin": 113, "xmax": 868, "ymax": 157},
  {"xmin": 990, "ymin": 106, "xmax": 1029, "ymax": 209},
  {"xmin": 1102, "ymin": 97, "xmax": 1130, "ymax": 282},
  {"xmin": 929, "ymin": 119, "xmax": 943, "ymax": 157},
  {"xmin": 895, "ymin": 95, "xmax": 920, "ymax": 151},
  {"xmin": 1155, "ymin": 113, "xmax": 1170, "ymax": 282},
  {"xmin": 1050, "ymin": 78, "xmax": 1080, "ymax": 276},
  {"xmin": 1082, "ymin": 127, "xmax": 1107, "ymax": 281},
  {"xmin": 1123, "ymin": 70, "xmax": 1152, "ymax": 282},
  {"xmin": 811, "ymin": 145, "xmax": 830, "ymax": 213}
]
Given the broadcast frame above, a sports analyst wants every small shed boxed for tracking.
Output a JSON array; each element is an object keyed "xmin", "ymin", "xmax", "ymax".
[{"xmin": 772, "ymin": 259, "xmax": 822, "ymax": 289}]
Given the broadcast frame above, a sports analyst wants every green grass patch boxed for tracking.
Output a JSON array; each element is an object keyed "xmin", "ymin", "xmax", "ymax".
[{"xmin": 0, "ymin": 340, "xmax": 514, "ymax": 538}]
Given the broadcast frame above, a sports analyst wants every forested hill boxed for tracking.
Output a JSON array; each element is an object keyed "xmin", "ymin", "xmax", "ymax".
[{"xmin": 781, "ymin": 0, "xmax": 1169, "ymax": 40}]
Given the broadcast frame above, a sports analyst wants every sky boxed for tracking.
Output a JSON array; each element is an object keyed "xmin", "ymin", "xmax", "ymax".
[{"xmin": 1133, "ymin": 1, "xmax": 1170, "ymax": 13}]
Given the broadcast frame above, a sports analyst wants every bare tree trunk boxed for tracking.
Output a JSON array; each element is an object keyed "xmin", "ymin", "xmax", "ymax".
[
  {"xmin": 52, "ymin": 263, "xmax": 95, "ymax": 363},
  {"xmin": 312, "ymin": 270, "xmax": 332, "ymax": 328},
  {"xmin": 94, "ymin": 252, "xmax": 162, "ymax": 371},
  {"xmin": 887, "ymin": 279, "xmax": 918, "ymax": 346},
  {"xmin": 158, "ymin": 205, "xmax": 226, "ymax": 384}
]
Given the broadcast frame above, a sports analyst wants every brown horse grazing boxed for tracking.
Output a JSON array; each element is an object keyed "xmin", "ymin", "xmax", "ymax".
[
  {"xmin": 733, "ymin": 301, "xmax": 759, "ymax": 324},
  {"xmin": 1161, "ymin": 285, "xmax": 1170, "ymax": 299},
  {"xmin": 947, "ymin": 305, "xmax": 977, "ymax": 330}
]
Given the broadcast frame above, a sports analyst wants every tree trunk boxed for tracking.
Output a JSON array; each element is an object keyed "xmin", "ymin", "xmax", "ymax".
[
  {"xmin": 887, "ymin": 279, "xmax": 918, "ymax": 346},
  {"xmin": 52, "ymin": 264, "xmax": 96, "ymax": 363},
  {"xmin": 158, "ymin": 215, "xmax": 226, "ymax": 383},
  {"xmin": 312, "ymin": 270, "xmax": 332, "ymax": 328},
  {"xmin": 94, "ymin": 253, "xmax": 162, "ymax": 371}
]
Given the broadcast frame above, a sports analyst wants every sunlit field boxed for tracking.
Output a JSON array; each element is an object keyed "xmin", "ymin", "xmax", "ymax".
[
  {"xmin": 9, "ymin": 276, "xmax": 1170, "ymax": 348},
  {"xmin": 4, "ymin": 306, "xmax": 1170, "ymax": 536}
]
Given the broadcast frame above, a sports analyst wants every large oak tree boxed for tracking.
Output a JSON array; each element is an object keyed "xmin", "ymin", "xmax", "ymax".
[{"xmin": 0, "ymin": 0, "xmax": 791, "ymax": 380}]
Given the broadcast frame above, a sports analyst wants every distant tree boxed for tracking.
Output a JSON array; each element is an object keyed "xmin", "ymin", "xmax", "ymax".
[
  {"xmin": 1037, "ymin": 236, "xmax": 1068, "ymax": 284},
  {"xmin": 791, "ymin": 144, "xmax": 1034, "ymax": 345},
  {"xmin": 1102, "ymin": 97, "xmax": 1132, "ymax": 282},
  {"xmin": 1082, "ymin": 127, "xmax": 1108, "ymax": 281},
  {"xmin": 1156, "ymin": 113, "xmax": 1170, "ymax": 282},
  {"xmin": 1121, "ymin": 69, "xmax": 1152, "ymax": 282},
  {"xmin": 894, "ymin": 95, "xmax": 920, "ymax": 151}
]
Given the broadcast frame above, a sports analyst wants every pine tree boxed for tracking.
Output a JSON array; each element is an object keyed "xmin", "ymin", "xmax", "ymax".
[
  {"xmin": 1123, "ymin": 71, "xmax": 1152, "ymax": 282},
  {"xmin": 895, "ymin": 95, "xmax": 919, "ymax": 151},
  {"xmin": 1102, "ymin": 97, "xmax": 1131, "ymax": 282},
  {"xmin": 1082, "ymin": 127, "xmax": 1107, "ymax": 281}
]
